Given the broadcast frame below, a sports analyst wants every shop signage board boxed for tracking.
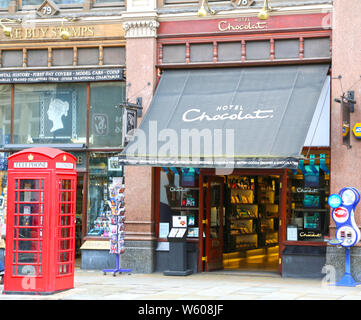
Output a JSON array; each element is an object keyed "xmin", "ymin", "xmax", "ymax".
[
  {"xmin": 0, "ymin": 68, "xmax": 124, "ymax": 84},
  {"xmin": 158, "ymin": 13, "xmax": 331, "ymax": 37}
]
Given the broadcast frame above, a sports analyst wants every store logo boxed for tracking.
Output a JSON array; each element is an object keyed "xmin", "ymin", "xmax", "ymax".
[{"xmin": 182, "ymin": 105, "xmax": 274, "ymax": 122}]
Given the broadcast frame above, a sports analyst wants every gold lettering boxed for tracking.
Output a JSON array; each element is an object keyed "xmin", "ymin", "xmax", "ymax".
[
  {"xmin": 70, "ymin": 26, "xmax": 80, "ymax": 37},
  {"xmin": 80, "ymin": 26, "xmax": 87, "ymax": 37},
  {"xmin": 50, "ymin": 27, "xmax": 57, "ymax": 38},
  {"xmin": 40, "ymin": 27, "xmax": 48, "ymax": 37},
  {"xmin": 88, "ymin": 26, "xmax": 94, "ymax": 36},
  {"xmin": 4, "ymin": 25, "xmax": 96, "ymax": 40},
  {"xmin": 25, "ymin": 28, "xmax": 33, "ymax": 39}
]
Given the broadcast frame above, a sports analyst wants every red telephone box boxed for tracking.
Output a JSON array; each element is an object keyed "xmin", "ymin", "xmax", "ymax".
[{"xmin": 3, "ymin": 147, "xmax": 77, "ymax": 294}]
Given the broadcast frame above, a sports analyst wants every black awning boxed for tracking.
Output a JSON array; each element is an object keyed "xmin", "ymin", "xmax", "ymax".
[{"xmin": 120, "ymin": 65, "xmax": 329, "ymax": 169}]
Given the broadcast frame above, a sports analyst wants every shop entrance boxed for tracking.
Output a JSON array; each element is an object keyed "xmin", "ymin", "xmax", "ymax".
[{"xmin": 201, "ymin": 171, "xmax": 283, "ymax": 274}]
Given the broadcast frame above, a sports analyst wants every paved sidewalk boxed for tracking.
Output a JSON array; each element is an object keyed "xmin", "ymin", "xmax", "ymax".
[{"xmin": 1, "ymin": 269, "xmax": 361, "ymax": 300}]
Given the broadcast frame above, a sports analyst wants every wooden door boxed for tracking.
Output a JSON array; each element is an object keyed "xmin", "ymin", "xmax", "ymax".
[{"xmin": 205, "ymin": 176, "xmax": 224, "ymax": 271}]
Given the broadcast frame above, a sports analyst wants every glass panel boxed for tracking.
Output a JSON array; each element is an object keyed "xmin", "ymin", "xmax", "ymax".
[
  {"xmin": 0, "ymin": 0, "xmax": 10, "ymax": 7},
  {"xmin": 95, "ymin": 0, "xmax": 123, "ymax": 3},
  {"xmin": 22, "ymin": 0, "xmax": 83, "ymax": 4},
  {"xmin": 12, "ymin": 178, "xmax": 44, "ymax": 276},
  {"xmin": 210, "ymin": 182, "xmax": 221, "ymax": 239},
  {"xmin": 14, "ymin": 83, "xmax": 86, "ymax": 144},
  {"xmin": 0, "ymin": 86, "xmax": 11, "ymax": 147},
  {"xmin": 62, "ymin": 180, "xmax": 72, "ymax": 190},
  {"xmin": 87, "ymin": 153, "xmax": 124, "ymax": 237},
  {"xmin": 15, "ymin": 228, "xmax": 42, "ymax": 239},
  {"xmin": 158, "ymin": 168, "xmax": 199, "ymax": 238},
  {"xmin": 61, "ymin": 191, "xmax": 72, "ymax": 202},
  {"xmin": 90, "ymin": 82, "xmax": 126, "ymax": 147}
]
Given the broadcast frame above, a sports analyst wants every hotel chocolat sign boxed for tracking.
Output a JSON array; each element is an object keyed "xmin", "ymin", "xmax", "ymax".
[
  {"xmin": 218, "ymin": 17, "xmax": 267, "ymax": 32},
  {"xmin": 0, "ymin": 68, "xmax": 124, "ymax": 84}
]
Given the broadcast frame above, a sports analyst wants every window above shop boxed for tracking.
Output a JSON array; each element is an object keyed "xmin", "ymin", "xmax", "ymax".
[
  {"xmin": 0, "ymin": 46, "xmax": 125, "ymax": 69},
  {"xmin": 0, "ymin": 0, "xmax": 125, "ymax": 11}
]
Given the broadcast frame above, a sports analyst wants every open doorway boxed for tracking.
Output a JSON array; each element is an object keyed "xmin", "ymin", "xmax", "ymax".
[{"xmin": 202, "ymin": 173, "xmax": 281, "ymax": 273}]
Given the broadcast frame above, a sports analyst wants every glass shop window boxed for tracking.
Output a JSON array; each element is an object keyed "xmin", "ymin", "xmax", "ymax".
[
  {"xmin": 13, "ymin": 83, "xmax": 87, "ymax": 145},
  {"xmin": 87, "ymin": 153, "xmax": 123, "ymax": 237},
  {"xmin": 0, "ymin": 0, "xmax": 10, "ymax": 8},
  {"xmin": 90, "ymin": 81, "xmax": 126, "ymax": 148},
  {"xmin": 0, "ymin": 152, "xmax": 8, "ymax": 243},
  {"xmin": 21, "ymin": 0, "xmax": 83, "ymax": 5},
  {"xmin": 0, "ymin": 85, "xmax": 11, "ymax": 147},
  {"xmin": 159, "ymin": 168, "xmax": 199, "ymax": 239},
  {"xmin": 286, "ymin": 151, "xmax": 330, "ymax": 242}
]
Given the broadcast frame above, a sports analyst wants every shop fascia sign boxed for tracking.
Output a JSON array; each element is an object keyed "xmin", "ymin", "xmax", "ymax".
[
  {"xmin": 6, "ymin": 25, "xmax": 95, "ymax": 40},
  {"xmin": 217, "ymin": 17, "xmax": 267, "ymax": 32}
]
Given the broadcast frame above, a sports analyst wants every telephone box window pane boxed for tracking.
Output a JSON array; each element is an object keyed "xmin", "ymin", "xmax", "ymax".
[
  {"xmin": 19, "ymin": 179, "xmax": 36, "ymax": 189},
  {"xmin": 62, "ymin": 180, "xmax": 72, "ymax": 190},
  {"xmin": 17, "ymin": 228, "xmax": 42, "ymax": 239},
  {"xmin": 61, "ymin": 191, "xmax": 71, "ymax": 202},
  {"xmin": 61, "ymin": 203, "xmax": 71, "ymax": 214},
  {"xmin": 20, "ymin": 191, "xmax": 40, "ymax": 202},
  {"xmin": 18, "ymin": 252, "xmax": 36, "ymax": 263},
  {"xmin": 60, "ymin": 227, "xmax": 71, "ymax": 238},
  {"xmin": 14, "ymin": 83, "xmax": 87, "ymax": 145}
]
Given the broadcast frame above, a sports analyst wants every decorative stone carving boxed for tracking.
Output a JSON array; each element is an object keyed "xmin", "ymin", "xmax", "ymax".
[{"xmin": 122, "ymin": 20, "xmax": 159, "ymax": 38}]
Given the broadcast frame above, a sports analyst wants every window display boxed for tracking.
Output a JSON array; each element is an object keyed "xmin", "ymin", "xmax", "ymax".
[
  {"xmin": 159, "ymin": 168, "xmax": 199, "ymax": 238},
  {"xmin": 14, "ymin": 83, "xmax": 87, "ymax": 144},
  {"xmin": 286, "ymin": 151, "xmax": 330, "ymax": 242},
  {"xmin": 87, "ymin": 153, "xmax": 124, "ymax": 237},
  {"xmin": 224, "ymin": 175, "xmax": 279, "ymax": 260}
]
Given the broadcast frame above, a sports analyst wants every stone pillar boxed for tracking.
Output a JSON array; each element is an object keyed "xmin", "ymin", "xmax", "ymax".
[
  {"xmin": 121, "ymin": 10, "xmax": 159, "ymax": 273},
  {"xmin": 327, "ymin": 0, "xmax": 361, "ymax": 282}
]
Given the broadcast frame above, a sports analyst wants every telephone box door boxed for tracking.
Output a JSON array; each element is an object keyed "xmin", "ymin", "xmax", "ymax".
[
  {"xmin": 4, "ymin": 173, "xmax": 50, "ymax": 292},
  {"xmin": 54, "ymin": 175, "xmax": 76, "ymax": 290}
]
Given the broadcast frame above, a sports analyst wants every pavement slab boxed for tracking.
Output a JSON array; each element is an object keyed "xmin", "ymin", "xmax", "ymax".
[{"xmin": 1, "ymin": 269, "xmax": 361, "ymax": 301}]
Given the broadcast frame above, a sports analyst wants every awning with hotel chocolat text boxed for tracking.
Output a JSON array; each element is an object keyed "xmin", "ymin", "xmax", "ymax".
[{"xmin": 120, "ymin": 65, "xmax": 329, "ymax": 169}]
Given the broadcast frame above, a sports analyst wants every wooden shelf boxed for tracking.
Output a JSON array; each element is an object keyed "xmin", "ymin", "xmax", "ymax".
[{"xmin": 170, "ymin": 207, "xmax": 199, "ymax": 211}]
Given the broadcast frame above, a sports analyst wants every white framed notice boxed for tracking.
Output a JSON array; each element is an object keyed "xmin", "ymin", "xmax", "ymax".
[
  {"xmin": 172, "ymin": 216, "xmax": 187, "ymax": 228},
  {"xmin": 287, "ymin": 225, "xmax": 298, "ymax": 241},
  {"xmin": 159, "ymin": 223, "xmax": 169, "ymax": 238}
]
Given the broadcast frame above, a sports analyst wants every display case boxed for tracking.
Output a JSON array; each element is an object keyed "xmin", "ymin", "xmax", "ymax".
[
  {"xmin": 159, "ymin": 168, "xmax": 199, "ymax": 239},
  {"xmin": 224, "ymin": 175, "xmax": 280, "ymax": 254},
  {"xmin": 287, "ymin": 161, "xmax": 330, "ymax": 242}
]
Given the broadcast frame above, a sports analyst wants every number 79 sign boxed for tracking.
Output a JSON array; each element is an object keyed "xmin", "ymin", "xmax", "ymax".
[{"xmin": 37, "ymin": 0, "xmax": 59, "ymax": 17}]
